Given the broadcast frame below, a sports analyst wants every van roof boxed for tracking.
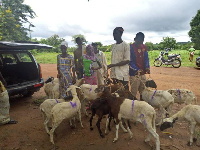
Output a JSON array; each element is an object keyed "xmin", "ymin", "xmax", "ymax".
[{"xmin": 0, "ymin": 41, "xmax": 53, "ymax": 50}]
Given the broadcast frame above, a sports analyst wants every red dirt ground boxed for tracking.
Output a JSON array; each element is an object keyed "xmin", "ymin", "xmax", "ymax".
[{"xmin": 0, "ymin": 64, "xmax": 200, "ymax": 150}]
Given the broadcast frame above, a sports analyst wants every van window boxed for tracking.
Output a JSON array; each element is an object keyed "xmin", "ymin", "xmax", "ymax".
[
  {"xmin": 17, "ymin": 53, "xmax": 32, "ymax": 62},
  {"xmin": 2, "ymin": 54, "xmax": 17, "ymax": 64}
]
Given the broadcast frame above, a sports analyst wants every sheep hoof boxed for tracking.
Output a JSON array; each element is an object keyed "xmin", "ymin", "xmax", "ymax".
[
  {"xmin": 187, "ymin": 141, "xmax": 192, "ymax": 146},
  {"xmin": 124, "ymin": 129, "xmax": 128, "ymax": 133},
  {"xmin": 90, "ymin": 127, "xmax": 93, "ymax": 130},
  {"xmin": 129, "ymin": 136, "xmax": 133, "ymax": 139},
  {"xmin": 113, "ymin": 138, "xmax": 118, "ymax": 143},
  {"xmin": 100, "ymin": 134, "xmax": 105, "ymax": 138}
]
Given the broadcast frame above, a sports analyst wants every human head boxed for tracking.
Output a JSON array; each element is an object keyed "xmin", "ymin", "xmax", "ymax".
[
  {"xmin": 92, "ymin": 42, "xmax": 98, "ymax": 54},
  {"xmin": 134, "ymin": 32, "xmax": 145, "ymax": 46},
  {"xmin": 60, "ymin": 41, "xmax": 68, "ymax": 55},
  {"xmin": 75, "ymin": 37, "xmax": 82, "ymax": 45},
  {"xmin": 113, "ymin": 27, "xmax": 124, "ymax": 42},
  {"xmin": 86, "ymin": 44, "xmax": 94, "ymax": 56}
]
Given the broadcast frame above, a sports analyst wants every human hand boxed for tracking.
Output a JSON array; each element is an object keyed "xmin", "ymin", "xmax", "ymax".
[
  {"xmin": 145, "ymin": 68, "xmax": 150, "ymax": 74},
  {"xmin": 135, "ymin": 70, "xmax": 142, "ymax": 75}
]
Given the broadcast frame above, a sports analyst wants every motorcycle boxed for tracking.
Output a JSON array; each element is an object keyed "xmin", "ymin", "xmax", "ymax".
[{"xmin": 153, "ymin": 51, "xmax": 181, "ymax": 68}]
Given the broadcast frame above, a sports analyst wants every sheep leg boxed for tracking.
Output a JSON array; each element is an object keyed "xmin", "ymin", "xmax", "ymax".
[
  {"xmin": 145, "ymin": 126, "xmax": 160, "ymax": 150},
  {"xmin": 78, "ymin": 110, "xmax": 84, "ymax": 128},
  {"xmin": 50, "ymin": 118, "xmax": 62, "ymax": 145},
  {"xmin": 113, "ymin": 123, "xmax": 119, "ymax": 143},
  {"xmin": 119, "ymin": 120, "xmax": 128, "ymax": 133},
  {"xmin": 96, "ymin": 117, "xmax": 105, "ymax": 138},
  {"xmin": 105, "ymin": 117, "xmax": 109, "ymax": 134},
  {"xmin": 81, "ymin": 99, "xmax": 88, "ymax": 116},
  {"xmin": 41, "ymin": 112, "xmax": 50, "ymax": 134},
  {"xmin": 108, "ymin": 113, "xmax": 113, "ymax": 131},
  {"xmin": 44, "ymin": 117, "xmax": 51, "ymax": 134},
  {"xmin": 124, "ymin": 119, "xmax": 133, "ymax": 139},
  {"xmin": 90, "ymin": 109, "xmax": 95, "ymax": 130},
  {"xmin": 187, "ymin": 122, "xmax": 196, "ymax": 146}
]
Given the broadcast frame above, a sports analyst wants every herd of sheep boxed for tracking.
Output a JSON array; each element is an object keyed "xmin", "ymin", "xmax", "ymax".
[{"xmin": 40, "ymin": 77, "xmax": 198, "ymax": 150}]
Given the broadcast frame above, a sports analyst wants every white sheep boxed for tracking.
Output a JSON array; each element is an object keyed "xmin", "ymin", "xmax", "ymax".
[
  {"xmin": 160, "ymin": 104, "xmax": 200, "ymax": 146},
  {"xmin": 40, "ymin": 98, "xmax": 65, "ymax": 134},
  {"xmin": 96, "ymin": 86, "xmax": 160, "ymax": 150},
  {"xmin": 141, "ymin": 87, "xmax": 174, "ymax": 125},
  {"xmin": 49, "ymin": 85, "xmax": 84, "ymax": 144},
  {"xmin": 44, "ymin": 77, "xmax": 59, "ymax": 99},
  {"xmin": 40, "ymin": 78, "xmax": 85, "ymax": 134},
  {"xmin": 167, "ymin": 89, "xmax": 197, "ymax": 105}
]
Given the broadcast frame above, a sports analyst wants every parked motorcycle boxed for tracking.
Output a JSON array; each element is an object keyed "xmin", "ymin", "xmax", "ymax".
[{"xmin": 153, "ymin": 51, "xmax": 181, "ymax": 68}]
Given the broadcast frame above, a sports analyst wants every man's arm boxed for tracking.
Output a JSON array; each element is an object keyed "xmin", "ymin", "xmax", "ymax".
[{"xmin": 107, "ymin": 60, "xmax": 129, "ymax": 68}]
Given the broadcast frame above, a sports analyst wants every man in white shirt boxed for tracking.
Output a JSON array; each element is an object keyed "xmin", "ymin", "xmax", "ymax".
[
  {"xmin": 108, "ymin": 27, "xmax": 130, "ymax": 90},
  {"xmin": 92, "ymin": 42, "xmax": 108, "ymax": 86}
]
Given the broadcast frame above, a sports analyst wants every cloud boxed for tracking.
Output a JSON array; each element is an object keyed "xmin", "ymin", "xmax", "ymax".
[{"xmin": 24, "ymin": 0, "xmax": 200, "ymax": 46}]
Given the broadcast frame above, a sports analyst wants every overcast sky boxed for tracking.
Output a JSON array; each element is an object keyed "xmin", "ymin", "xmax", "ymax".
[{"xmin": 24, "ymin": 0, "xmax": 200, "ymax": 47}]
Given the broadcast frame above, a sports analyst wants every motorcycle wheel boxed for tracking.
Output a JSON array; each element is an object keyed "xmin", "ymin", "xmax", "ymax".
[
  {"xmin": 172, "ymin": 59, "xmax": 181, "ymax": 68},
  {"xmin": 153, "ymin": 59, "xmax": 162, "ymax": 67}
]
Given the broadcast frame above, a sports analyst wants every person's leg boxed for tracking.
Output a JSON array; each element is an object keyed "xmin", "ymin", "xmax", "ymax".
[
  {"xmin": 138, "ymin": 75, "xmax": 146, "ymax": 100},
  {"xmin": 130, "ymin": 76, "xmax": 140, "ymax": 99}
]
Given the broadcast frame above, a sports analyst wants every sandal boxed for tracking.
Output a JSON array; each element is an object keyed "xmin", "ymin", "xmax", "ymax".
[{"xmin": 7, "ymin": 119, "xmax": 18, "ymax": 124}]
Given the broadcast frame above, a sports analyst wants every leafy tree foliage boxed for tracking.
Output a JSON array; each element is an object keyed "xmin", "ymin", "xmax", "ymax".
[
  {"xmin": 0, "ymin": 0, "xmax": 36, "ymax": 41},
  {"xmin": 145, "ymin": 42, "xmax": 153, "ymax": 51},
  {"xmin": 188, "ymin": 9, "xmax": 200, "ymax": 49},
  {"xmin": 32, "ymin": 34, "xmax": 65, "ymax": 53},
  {"xmin": 72, "ymin": 34, "xmax": 87, "ymax": 45},
  {"xmin": 159, "ymin": 37, "xmax": 177, "ymax": 50}
]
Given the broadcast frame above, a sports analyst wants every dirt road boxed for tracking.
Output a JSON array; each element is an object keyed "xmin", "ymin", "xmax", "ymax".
[{"xmin": 0, "ymin": 64, "xmax": 200, "ymax": 150}]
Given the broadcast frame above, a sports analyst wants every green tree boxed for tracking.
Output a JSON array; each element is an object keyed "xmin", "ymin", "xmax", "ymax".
[
  {"xmin": 0, "ymin": 0, "xmax": 36, "ymax": 41},
  {"xmin": 72, "ymin": 34, "xmax": 87, "ymax": 45},
  {"xmin": 145, "ymin": 42, "xmax": 153, "ymax": 51},
  {"xmin": 38, "ymin": 34, "xmax": 65, "ymax": 53},
  {"xmin": 188, "ymin": 9, "xmax": 200, "ymax": 49},
  {"xmin": 159, "ymin": 37, "xmax": 177, "ymax": 50}
]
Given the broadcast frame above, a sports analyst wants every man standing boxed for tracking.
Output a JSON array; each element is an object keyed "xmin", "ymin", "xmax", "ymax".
[
  {"xmin": 188, "ymin": 45, "xmax": 195, "ymax": 62},
  {"xmin": 92, "ymin": 42, "xmax": 108, "ymax": 86},
  {"xmin": 74, "ymin": 37, "xmax": 86, "ymax": 79},
  {"xmin": 129, "ymin": 32, "xmax": 150, "ymax": 100},
  {"xmin": 108, "ymin": 27, "xmax": 130, "ymax": 90}
]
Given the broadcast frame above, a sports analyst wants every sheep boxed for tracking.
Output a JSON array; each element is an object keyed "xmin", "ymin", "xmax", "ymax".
[
  {"xmin": 40, "ymin": 98, "xmax": 66, "ymax": 134},
  {"xmin": 141, "ymin": 87, "xmax": 174, "ymax": 125},
  {"xmin": 44, "ymin": 77, "xmax": 59, "ymax": 99},
  {"xmin": 89, "ymin": 98, "xmax": 113, "ymax": 138},
  {"xmin": 49, "ymin": 85, "xmax": 84, "ymax": 144},
  {"xmin": 160, "ymin": 104, "xmax": 200, "ymax": 146},
  {"xmin": 80, "ymin": 82, "xmax": 125, "ymax": 116},
  {"xmin": 40, "ymin": 78, "xmax": 85, "ymax": 134},
  {"xmin": 95, "ymin": 86, "xmax": 160, "ymax": 150},
  {"xmin": 167, "ymin": 89, "xmax": 197, "ymax": 105}
]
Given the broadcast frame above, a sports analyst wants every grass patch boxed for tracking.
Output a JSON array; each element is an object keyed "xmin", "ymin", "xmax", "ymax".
[
  {"xmin": 33, "ymin": 50, "xmax": 200, "ymax": 67},
  {"xmin": 32, "ymin": 97, "xmax": 46, "ymax": 106}
]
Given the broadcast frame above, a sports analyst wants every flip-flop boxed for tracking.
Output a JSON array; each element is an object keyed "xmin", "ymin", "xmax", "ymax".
[{"xmin": 7, "ymin": 119, "xmax": 18, "ymax": 124}]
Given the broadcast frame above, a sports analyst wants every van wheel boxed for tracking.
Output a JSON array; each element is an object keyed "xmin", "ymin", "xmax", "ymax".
[{"xmin": 23, "ymin": 91, "xmax": 34, "ymax": 97}]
